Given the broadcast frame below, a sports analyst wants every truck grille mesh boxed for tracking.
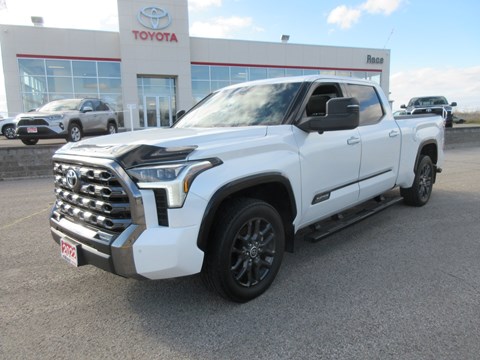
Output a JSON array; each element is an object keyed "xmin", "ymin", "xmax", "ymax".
[{"xmin": 53, "ymin": 161, "xmax": 132, "ymax": 233}]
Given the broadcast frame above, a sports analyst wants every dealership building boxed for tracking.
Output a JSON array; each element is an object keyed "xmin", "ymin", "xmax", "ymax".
[{"xmin": 0, "ymin": 0, "xmax": 391, "ymax": 128}]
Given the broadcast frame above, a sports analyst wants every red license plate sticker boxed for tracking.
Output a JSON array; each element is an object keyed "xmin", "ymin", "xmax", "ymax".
[
  {"xmin": 61, "ymin": 238, "xmax": 79, "ymax": 267},
  {"xmin": 27, "ymin": 127, "xmax": 38, "ymax": 133}
]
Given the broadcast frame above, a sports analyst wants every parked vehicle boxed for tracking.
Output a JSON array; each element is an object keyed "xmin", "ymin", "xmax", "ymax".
[
  {"xmin": 452, "ymin": 115, "xmax": 465, "ymax": 124},
  {"xmin": 0, "ymin": 117, "xmax": 16, "ymax": 139},
  {"xmin": 401, "ymin": 96, "xmax": 456, "ymax": 127},
  {"xmin": 50, "ymin": 76, "xmax": 445, "ymax": 302},
  {"xmin": 15, "ymin": 98, "xmax": 118, "ymax": 145}
]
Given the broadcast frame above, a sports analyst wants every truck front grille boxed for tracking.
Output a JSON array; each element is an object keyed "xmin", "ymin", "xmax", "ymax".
[{"xmin": 53, "ymin": 161, "xmax": 132, "ymax": 233}]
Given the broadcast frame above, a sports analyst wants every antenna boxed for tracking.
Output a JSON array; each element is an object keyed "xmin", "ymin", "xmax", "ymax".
[{"xmin": 383, "ymin": 28, "xmax": 394, "ymax": 49}]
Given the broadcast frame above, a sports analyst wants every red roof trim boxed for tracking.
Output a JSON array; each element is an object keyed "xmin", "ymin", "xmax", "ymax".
[{"xmin": 16, "ymin": 54, "xmax": 121, "ymax": 62}]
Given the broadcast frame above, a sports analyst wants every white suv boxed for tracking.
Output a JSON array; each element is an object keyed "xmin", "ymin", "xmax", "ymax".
[
  {"xmin": 0, "ymin": 117, "xmax": 16, "ymax": 139},
  {"xmin": 15, "ymin": 98, "xmax": 118, "ymax": 145}
]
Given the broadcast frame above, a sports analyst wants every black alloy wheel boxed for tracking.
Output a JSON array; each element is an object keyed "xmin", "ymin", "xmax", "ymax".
[{"xmin": 202, "ymin": 198, "xmax": 285, "ymax": 302}]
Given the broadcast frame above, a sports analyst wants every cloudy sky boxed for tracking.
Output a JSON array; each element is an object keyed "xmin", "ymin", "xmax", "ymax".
[{"xmin": 0, "ymin": 0, "xmax": 479, "ymax": 111}]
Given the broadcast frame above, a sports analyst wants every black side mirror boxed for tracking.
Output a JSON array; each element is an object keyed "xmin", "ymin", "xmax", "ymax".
[
  {"xmin": 176, "ymin": 110, "xmax": 186, "ymax": 119},
  {"xmin": 450, "ymin": 102, "xmax": 457, "ymax": 107},
  {"xmin": 297, "ymin": 97, "xmax": 360, "ymax": 133},
  {"xmin": 400, "ymin": 104, "xmax": 406, "ymax": 109}
]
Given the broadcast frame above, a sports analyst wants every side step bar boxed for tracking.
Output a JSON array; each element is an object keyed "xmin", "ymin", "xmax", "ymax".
[{"xmin": 304, "ymin": 194, "xmax": 403, "ymax": 243}]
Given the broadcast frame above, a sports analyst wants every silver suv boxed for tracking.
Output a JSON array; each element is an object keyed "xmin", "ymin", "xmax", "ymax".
[{"xmin": 15, "ymin": 98, "xmax": 118, "ymax": 145}]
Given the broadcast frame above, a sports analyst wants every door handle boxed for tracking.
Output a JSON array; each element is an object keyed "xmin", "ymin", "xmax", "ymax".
[
  {"xmin": 389, "ymin": 130, "xmax": 400, "ymax": 137},
  {"xmin": 347, "ymin": 137, "xmax": 360, "ymax": 145}
]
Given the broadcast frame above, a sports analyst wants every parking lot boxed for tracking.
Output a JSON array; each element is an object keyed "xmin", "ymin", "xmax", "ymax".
[{"xmin": 1, "ymin": 147, "xmax": 480, "ymax": 359}]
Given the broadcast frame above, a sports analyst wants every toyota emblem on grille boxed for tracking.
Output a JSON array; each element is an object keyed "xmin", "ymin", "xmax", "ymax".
[{"xmin": 66, "ymin": 168, "xmax": 81, "ymax": 192}]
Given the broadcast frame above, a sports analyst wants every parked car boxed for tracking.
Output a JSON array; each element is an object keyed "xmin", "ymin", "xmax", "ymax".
[
  {"xmin": 0, "ymin": 117, "xmax": 16, "ymax": 139},
  {"xmin": 453, "ymin": 115, "xmax": 465, "ymax": 124},
  {"xmin": 15, "ymin": 98, "xmax": 118, "ymax": 145}
]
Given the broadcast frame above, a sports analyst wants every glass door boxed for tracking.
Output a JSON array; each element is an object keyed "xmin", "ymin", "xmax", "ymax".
[{"xmin": 142, "ymin": 96, "xmax": 173, "ymax": 128}]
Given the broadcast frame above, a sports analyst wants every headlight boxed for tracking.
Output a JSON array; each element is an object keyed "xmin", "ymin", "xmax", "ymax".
[
  {"xmin": 47, "ymin": 114, "xmax": 64, "ymax": 121},
  {"xmin": 126, "ymin": 159, "xmax": 221, "ymax": 208}
]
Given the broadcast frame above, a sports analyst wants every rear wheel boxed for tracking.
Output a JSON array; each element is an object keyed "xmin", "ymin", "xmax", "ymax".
[
  {"xmin": 400, "ymin": 155, "xmax": 434, "ymax": 206},
  {"xmin": 67, "ymin": 123, "xmax": 82, "ymax": 142},
  {"xmin": 21, "ymin": 138, "xmax": 38, "ymax": 145},
  {"xmin": 202, "ymin": 198, "xmax": 285, "ymax": 302},
  {"xmin": 3, "ymin": 125, "xmax": 16, "ymax": 139}
]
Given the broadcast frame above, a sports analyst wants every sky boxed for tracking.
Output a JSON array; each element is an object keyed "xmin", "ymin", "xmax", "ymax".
[{"xmin": 0, "ymin": 0, "xmax": 479, "ymax": 111}]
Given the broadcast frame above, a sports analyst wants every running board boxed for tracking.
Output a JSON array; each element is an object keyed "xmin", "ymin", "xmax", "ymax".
[{"xmin": 304, "ymin": 194, "xmax": 403, "ymax": 243}]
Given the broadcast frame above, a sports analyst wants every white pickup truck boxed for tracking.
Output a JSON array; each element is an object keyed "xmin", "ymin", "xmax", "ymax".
[{"xmin": 50, "ymin": 76, "xmax": 445, "ymax": 302}]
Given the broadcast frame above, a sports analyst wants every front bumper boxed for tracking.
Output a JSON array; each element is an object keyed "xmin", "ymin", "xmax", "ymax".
[
  {"xmin": 50, "ymin": 214, "xmax": 205, "ymax": 279},
  {"xmin": 17, "ymin": 125, "xmax": 66, "ymax": 139}
]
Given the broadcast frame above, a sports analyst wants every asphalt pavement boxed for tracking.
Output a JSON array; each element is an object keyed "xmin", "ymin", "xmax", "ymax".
[{"xmin": 1, "ymin": 147, "xmax": 480, "ymax": 359}]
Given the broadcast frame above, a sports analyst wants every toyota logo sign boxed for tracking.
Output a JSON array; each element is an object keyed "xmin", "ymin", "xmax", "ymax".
[{"xmin": 137, "ymin": 6, "xmax": 171, "ymax": 30}]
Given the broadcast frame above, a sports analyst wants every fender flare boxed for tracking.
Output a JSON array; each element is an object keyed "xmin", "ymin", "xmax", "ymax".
[{"xmin": 196, "ymin": 172, "xmax": 297, "ymax": 252}]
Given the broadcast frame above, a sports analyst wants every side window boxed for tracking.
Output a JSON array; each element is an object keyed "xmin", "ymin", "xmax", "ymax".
[
  {"xmin": 347, "ymin": 84, "xmax": 384, "ymax": 125},
  {"xmin": 82, "ymin": 100, "xmax": 93, "ymax": 111},
  {"xmin": 305, "ymin": 84, "xmax": 342, "ymax": 117}
]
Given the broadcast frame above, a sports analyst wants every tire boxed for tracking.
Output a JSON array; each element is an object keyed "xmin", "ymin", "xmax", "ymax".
[
  {"xmin": 400, "ymin": 155, "xmax": 434, "ymax": 206},
  {"xmin": 3, "ymin": 125, "xmax": 16, "ymax": 139},
  {"xmin": 202, "ymin": 198, "xmax": 285, "ymax": 302},
  {"xmin": 21, "ymin": 138, "xmax": 39, "ymax": 145},
  {"xmin": 107, "ymin": 122, "xmax": 117, "ymax": 135},
  {"xmin": 67, "ymin": 123, "xmax": 82, "ymax": 142}
]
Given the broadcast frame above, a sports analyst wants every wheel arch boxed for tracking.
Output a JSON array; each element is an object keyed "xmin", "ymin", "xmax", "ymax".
[
  {"xmin": 415, "ymin": 140, "xmax": 438, "ymax": 182},
  {"xmin": 68, "ymin": 118, "xmax": 83, "ymax": 130},
  {"xmin": 197, "ymin": 173, "xmax": 297, "ymax": 254}
]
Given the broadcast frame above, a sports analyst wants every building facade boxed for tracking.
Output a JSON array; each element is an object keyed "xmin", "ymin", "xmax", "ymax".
[{"xmin": 0, "ymin": 0, "xmax": 390, "ymax": 128}]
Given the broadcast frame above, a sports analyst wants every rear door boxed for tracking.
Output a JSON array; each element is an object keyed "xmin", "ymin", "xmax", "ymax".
[{"xmin": 345, "ymin": 83, "xmax": 401, "ymax": 201}]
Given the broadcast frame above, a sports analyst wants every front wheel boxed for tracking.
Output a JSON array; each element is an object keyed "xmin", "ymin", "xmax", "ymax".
[
  {"xmin": 202, "ymin": 198, "xmax": 285, "ymax": 302},
  {"xmin": 67, "ymin": 123, "xmax": 82, "ymax": 142},
  {"xmin": 107, "ymin": 122, "xmax": 117, "ymax": 135},
  {"xmin": 400, "ymin": 155, "xmax": 434, "ymax": 206}
]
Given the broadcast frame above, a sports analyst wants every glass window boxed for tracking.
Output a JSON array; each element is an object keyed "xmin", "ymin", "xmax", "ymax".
[
  {"xmin": 98, "ymin": 62, "xmax": 121, "ymax": 77},
  {"xmin": 319, "ymin": 70, "xmax": 335, "ymax": 76},
  {"xmin": 46, "ymin": 60, "xmax": 71, "ymax": 76},
  {"xmin": 20, "ymin": 76, "xmax": 47, "ymax": 93},
  {"xmin": 22, "ymin": 93, "xmax": 49, "ymax": 111},
  {"xmin": 73, "ymin": 61, "xmax": 97, "ymax": 77},
  {"xmin": 74, "ymin": 78, "xmax": 98, "ymax": 94},
  {"xmin": 347, "ymin": 84, "xmax": 384, "ymax": 126},
  {"xmin": 303, "ymin": 69, "xmax": 320, "ymax": 76},
  {"xmin": 285, "ymin": 68, "xmax": 303, "ymax": 77},
  {"xmin": 47, "ymin": 77, "xmax": 73, "ymax": 93},
  {"xmin": 98, "ymin": 78, "xmax": 122, "ymax": 93},
  {"xmin": 211, "ymin": 80, "xmax": 230, "ymax": 92},
  {"xmin": 335, "ymin": 71, "xmax": 351, "ymax": 77},
  {"xmin": 191, "ymin": 65, "xmax": 210, "ymax": 80},
  {"xmin": 211, "ymin": 66, "xmax": 230, "ymax": 81},
  {"xmin": 351, "ymin": 71, "xmax": 366, "ymax": 79},
  {"xmin": 192, "ymin": 80, "xmax": 210, "ymax": 96},
  {"xmin": 231, "ymin": 67, "xmax": 248, "ymax": 82},
  {"xmin": 18, "ymin": 59, "xmax": 45, "ymax": 76},
  {"xmin": 248, "ymin": 67, "xmax": 267, "ymax": 81},
  {"xmin": 267, "ymin": 68, "xmax": 285, "ymax": 78}
]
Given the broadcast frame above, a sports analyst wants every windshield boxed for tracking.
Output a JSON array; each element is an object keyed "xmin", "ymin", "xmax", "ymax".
[
  {"xmin": 39, "ymin": 99, "xmax": 82, "ymax": 112},
  {"xmin": 408, "ymin": 96, "xmax": 448, "ymax": 107},
  {"xmin": 175, "ymin": 82, "xmax": 302, "ymax": 128}
]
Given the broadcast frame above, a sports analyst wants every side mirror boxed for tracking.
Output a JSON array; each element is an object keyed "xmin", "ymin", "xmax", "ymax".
[
  {"xmin": 297, "ymin": 97, "xmax": 359, "ymax": 133},
  {"xmin": 82, "ymin": 106, "xmax": 93, "ymax": 113},
  {"xmin": 450, "ymin": 102, "xmax": 457, "ymax": 107},
  {"xmin": 400, "ymin": 104, "xmax": 406, "ymax": 109},
  {"xmin": 176, "ymin": 110, "xmax": 186, "ymax": 119}
]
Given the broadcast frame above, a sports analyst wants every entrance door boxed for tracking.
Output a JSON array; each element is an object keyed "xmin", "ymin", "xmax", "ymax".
[{"xmin": 142, "ymin": 96, "xmax": 173, "ymax": 128}]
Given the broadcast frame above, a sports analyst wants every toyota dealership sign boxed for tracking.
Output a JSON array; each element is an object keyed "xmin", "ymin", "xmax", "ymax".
[{"xmin": 132, "ymin": 6, "xmax": 178, "ymax": 42}]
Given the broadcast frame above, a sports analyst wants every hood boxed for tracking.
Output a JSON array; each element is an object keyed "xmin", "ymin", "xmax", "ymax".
[{"xmin": 55, "ymin": 126, "xmax": 268, "ymax": 167}]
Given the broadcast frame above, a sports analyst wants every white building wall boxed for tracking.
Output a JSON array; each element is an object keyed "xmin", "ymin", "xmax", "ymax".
[{"xmin": 0, "ymin": 24, "xmax": 119, "ymax": 116}]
